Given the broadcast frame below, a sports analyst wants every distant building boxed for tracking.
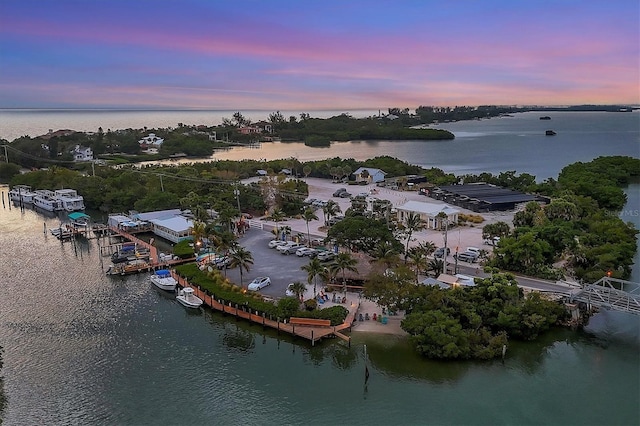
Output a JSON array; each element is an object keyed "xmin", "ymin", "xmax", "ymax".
[
  {"xmin": 138, "ymin": 133, "xmax": 164, "ymax": 147},
  {"xmin": 396, "ymin": 200, "xmax": 459, "ymax": 230},
  {"xmin": 353, "ymin": 167, "xmax": 387, "ymax": 184},
  {"xmin": 72, "ymin": 145, "xmax": 94, "ymax": 162}
]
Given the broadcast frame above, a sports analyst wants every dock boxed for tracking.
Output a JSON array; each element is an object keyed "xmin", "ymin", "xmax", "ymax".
[
  {"xmin": 172, "ymin": 271, "xmax": 355, "ymax": 346},
  {"xmin": 101, "ymin": 226, "xmax": 195, "ymax": 275}
]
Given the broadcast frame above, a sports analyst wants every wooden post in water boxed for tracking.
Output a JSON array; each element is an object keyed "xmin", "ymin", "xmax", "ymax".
[{"xmin": 311, "ymin": 330, "xmax": 314, "ymax": 347}]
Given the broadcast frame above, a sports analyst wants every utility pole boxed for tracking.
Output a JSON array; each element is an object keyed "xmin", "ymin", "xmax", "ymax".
[
  {"xmin": 234, "ymin": 186, "xmax": 241, "ymax": 213},
  {"xmin": 442, "ymin": 216, "xmax": 449, "ymax": 275},
  {"xmin": 3, "ymin": 145, "xmax": 7, "ymax": 163}
]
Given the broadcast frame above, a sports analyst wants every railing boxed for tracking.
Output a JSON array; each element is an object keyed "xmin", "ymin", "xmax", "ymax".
[{"xmin": 570, "ymin": 276, "xmax": 640, "ymax": 315}]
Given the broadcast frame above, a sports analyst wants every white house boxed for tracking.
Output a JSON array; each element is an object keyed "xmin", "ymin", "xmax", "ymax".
[
  {"xmin": 353, "ymin": 167, "xmax": 386, "ymax": 184},
  {"xmin": 148, "ymin": 216, "xmax": 193, "ymax": 243},
  {"xmin": 132, "ymin": 209, "xmax": 193, "ymax": 243},
  {"xmin": 138, "ymin": 133, "xmax": 164, "ymax": 147},
  {"xmin": 72, "ymin": 145, "xmax": 93, "ymax": 162},
  {"xmin": 395, "ymin": 200, "xmax": 459, "ymax": 230}
]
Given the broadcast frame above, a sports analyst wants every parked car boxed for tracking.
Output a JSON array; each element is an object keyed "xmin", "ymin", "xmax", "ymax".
[
  {"xmin": 434, "ymin": 247, "xmax": 450, "ymax": 258},
  {"xmin": 278, "ymin": 242, "xmax": 303, "ymax": 254},
  {"xmin": 454, "ymin": 252, "xmax": 479, "ymax": 263},
  {"xmin": 484, "ymin": 237, "xmax": 501, "ymax": 246},
  {"xmin": 215, "ymin": 256, "xmax": 231, "ymax": 269},
  {"xmin": 317, "ymin": 251, "xmax": 336, "ymax": 262},
  {"xmin": 333, "ymin": 188, "xmax": 347, "ymax": 197},
  {"xmin": 248, "ymin": 276, "xmax": 271, "ymax": 291},
  {"xmin": 268, "ymin": 239, "xmax": 287, "ymax": 249},
  {"xmin": 466, "ymin": 247, "xmax": 481, "ymax": 255},
  {"xmin": 327, "ymin": 216, "xmax": 345, "ymax": 226},
  {"xmin": 285, "ymin": 283, "xmax": 296, "ymax": 297},
  {"xmin": 296, "ymin": 247, "xmax": 316, "ymax": 257}
]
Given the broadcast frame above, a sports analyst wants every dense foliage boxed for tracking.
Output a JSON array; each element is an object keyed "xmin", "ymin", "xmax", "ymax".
[
  {"xmin": 486, "ymin": 156, "xmax": 639, "ymax": 281},
  {"xmin": 400, "ymin": 273, "xmax": 567, "ymax": 359}
]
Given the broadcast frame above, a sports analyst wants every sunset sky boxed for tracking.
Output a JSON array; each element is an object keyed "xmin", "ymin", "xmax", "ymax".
[{"xmin": 1, "ymin": 0, "xmax": 638, "ymax": 110}]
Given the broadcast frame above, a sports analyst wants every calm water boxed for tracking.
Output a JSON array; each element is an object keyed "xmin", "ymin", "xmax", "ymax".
[
  {"xmin": 1, "ymin": 109, "xmax": 637, "ymax": 180},
  {"xmin": 0, "ymin": 195, "xmax": 639, "ymax": 425}
]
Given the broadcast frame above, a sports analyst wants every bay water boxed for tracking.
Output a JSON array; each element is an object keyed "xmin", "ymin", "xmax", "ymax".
[{"xmin": 0, "ymin": 110, "xmax": 639, "ymax": 425}]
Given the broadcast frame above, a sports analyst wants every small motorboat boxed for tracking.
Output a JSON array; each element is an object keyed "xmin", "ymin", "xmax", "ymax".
[
  {"xmin": 150, "ymin": 269, "xmax": 177, "ymax": 291},
  {"xmin": 176, "ymin": 287, "xmax": 203, "ymax": 309}
]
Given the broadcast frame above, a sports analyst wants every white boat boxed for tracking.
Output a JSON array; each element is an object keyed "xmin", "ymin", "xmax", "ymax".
[
  {"xmin": 54, "ymin": 189, "xmax": 85, "ymax": 211},
  {"xmin": 150, "ymin": 269, "xmax": 177, "ymax": 291},
  {"xmin": 9, "ymin": 185, "xmax": 36, "ymax": 204},
  {"xmin": 176, "ymin": 287, "xmax": 203, "ymax": 309},
  {"xmin": 33, "ymin": 190, "xmax": 63, "ymax": 211}
]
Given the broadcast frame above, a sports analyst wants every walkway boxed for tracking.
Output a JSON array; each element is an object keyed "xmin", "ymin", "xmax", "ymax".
[{"xmin": 172, "ymin": 272, "xmax": 357, "ymax": 346}]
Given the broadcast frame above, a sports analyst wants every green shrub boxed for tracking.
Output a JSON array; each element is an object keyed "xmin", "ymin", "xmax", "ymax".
[
  {"xmin": 173, "ymin": 240, "xmax": 195, "ymax": 258},
  {"xmin": 304, "ymin": 298, "xmax": 318, "ymax": 311}
]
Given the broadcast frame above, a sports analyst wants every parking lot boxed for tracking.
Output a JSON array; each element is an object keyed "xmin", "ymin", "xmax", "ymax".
[{"xmin": 220, "ymin": 227, "xmax": 319, "ymax": 299}]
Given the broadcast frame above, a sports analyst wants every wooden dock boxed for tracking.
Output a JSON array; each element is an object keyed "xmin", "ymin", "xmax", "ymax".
[
  {"xmin": 102, "ymin": 227, "xmax": 195, "ymax": 274},
  {"xmin": 172, "ymin": 272, "xmax": 355, "ymax": 346}
]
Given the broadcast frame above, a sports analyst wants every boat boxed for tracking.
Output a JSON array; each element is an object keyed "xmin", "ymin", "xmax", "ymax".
[
  {"xmin": 50, "ymin": 225, "xmax": 75, "ymax": 240},
  {"xmin": 69, "ymin": 212, "xmax": 91, "ymax": 228},
  {"xmin": 539, "ymin": 116, "xmax": 551, "ymax": 120},
  {"xmin": 9, "ymin": 185, "xmax": 36, "ymax": 204},
  {"xmin": 105, "ymin": 259, "xmax": 151, "ymax": 275},
  {"xmin": 545, "ymin": 130, "xmax": 557, "ymax": 136},
  {"xmin": 150, "ymin": 269, "xmax": 177, "ymax": 291},
  {"xmin": 54, "ymin": 189, "xmax": 85, "ymax": 211},
  {"xmin": 33, "ymin": 190, "xmax": 63, "ymax": 211},
  {"xmin": 176, "ymin": 287, "xmax": 203, "ymax": 309}
]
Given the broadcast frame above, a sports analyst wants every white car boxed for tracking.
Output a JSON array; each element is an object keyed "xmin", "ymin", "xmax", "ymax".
[
  {"xmin": 295, "ymin": 247, "xmax": 316, "ymax": 257},
  {"xmin": 248, "ymin": 276, "xmax": 271, "ymax": 291},
  {"xmin": 268, "ymin": 239, "xmax": 287, "ymax": 249},
  {"xmin": 285, "ymin": 283, "xmax": 296, "ymax": 297},
  {"xmin": 277, "ymin": 242, "xmax": 301, "ymax": 254}
]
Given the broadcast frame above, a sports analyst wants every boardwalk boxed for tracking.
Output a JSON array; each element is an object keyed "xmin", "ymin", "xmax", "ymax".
[{"xmin": 172, "ymin": 272, "xmax": 355, "ymax": 346}]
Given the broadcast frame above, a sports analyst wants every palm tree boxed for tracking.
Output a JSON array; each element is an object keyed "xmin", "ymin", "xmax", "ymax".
[
  {"xmin": 370, "ymin": 241, "xmax": 401, "ymax": 270},
  {"xmin": 322, "ymin": 200, "xmax": 341, "ymax": 225},
  {"xmin": 190, "ymin": 221, "xmax": 207, "ymax": 250},
  {"xmin": 228, "ymin": 245, "xmax": 254, "ymax": 289},
  {"xmin": 403, "ymin": 212, "xmax": 426, "ymax": 259},
  {"xmin": 330, "ymin": 252, "xmax": 358, "ymax": 293},
  {"xmin": 288, "ymin": 281, "xmax": 307, "ymax": 299},
  {"xmin": 407, "ymin": 247, "xmax": 428, "ymax": 282},
  {"xmin": 270, "ymin": 208, "xmax": 286, "ymax": 237},
  {"xmin": 302, "ymin": 207, "xmax": 319, "ymax": 245},
  {"xmin": 280, "ymin": 225, "xmax": 292, "ymax": 241},
  {"xmin": 301, "ymin": 257, "xmax": 324, "ymax": 295}
]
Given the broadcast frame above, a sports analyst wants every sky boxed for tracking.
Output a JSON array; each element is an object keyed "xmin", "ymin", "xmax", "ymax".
[{"xmin": 0, "ymin": 0, "xmax": 638, "ymax": 110}]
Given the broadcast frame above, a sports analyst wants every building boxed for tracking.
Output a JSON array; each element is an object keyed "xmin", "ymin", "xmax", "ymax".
[
  {"xmin": 138, "ymin": 133, "xmax": 164, "ymax": 147},
  {"xmin": 147, "ymin": 216, "xmax": 193, "ymax": 243},
  {"xmin": 396, "ymin": 200, "xmax": 459, "ymax": 229},
  {"xmin": 430, "ymin": 183, "xmax": 546, "ymax": 212},
  {"xmin": 353, "ymin": 167, "xmax": 386, "ymax": 184},
  {"xmin": 72, "ymin": 145, "xmax": 93, "ymax": 162}
]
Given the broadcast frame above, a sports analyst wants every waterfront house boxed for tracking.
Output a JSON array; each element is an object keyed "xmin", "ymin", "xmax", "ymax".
[
  {"xmin": 138, "ymin": 133, "xmax": 164, "ymax": 147},
  {"xmin": 72, "ymin": 145, "xmax": 94, "ymax": 162},
  {"xmin": 132, "ymin": 209, "xmax": 193, "ymax": 243},
  {"xmin": 353, "ymin": 167, "xmax": 386, "ymax": 184},
  {"xmin": 395, "ymin": 200, "xmax": 459, "ymax": 230}
]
